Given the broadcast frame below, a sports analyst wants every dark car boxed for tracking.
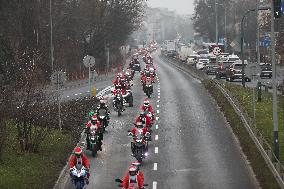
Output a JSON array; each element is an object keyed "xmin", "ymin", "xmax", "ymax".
[
  {"xmin": 225, "ymin": 63, "xmax": 251, "ymax": 82},
  {"xmin": 260, "ymin": 64, "xmax": 272, "ymax": 78},
  {"xmin": 215, "ymin": 62, "xmax": 234, "ymax": 79},
  {"xmin": 204, "ymin": 64, "xmax": 218, "ymax": 75}
]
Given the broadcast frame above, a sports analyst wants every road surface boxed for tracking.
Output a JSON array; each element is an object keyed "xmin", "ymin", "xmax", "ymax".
[{"xmin": 62, "ymin": 52, "xmax": 258, "ymax": 189}]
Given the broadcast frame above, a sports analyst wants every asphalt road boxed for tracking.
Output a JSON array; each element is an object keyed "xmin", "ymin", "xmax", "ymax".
[{"xmin": 61, "ymin": 51, "xmax": 258, "ymax": 189}]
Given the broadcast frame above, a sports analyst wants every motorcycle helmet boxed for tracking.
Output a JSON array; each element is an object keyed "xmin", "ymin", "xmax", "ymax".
[
  {"xmin": 140, "ymin": 111, "xmax": 145, "ymax": 118},
  {"xmin": 136, "ymin": 122, "xmax": 143, "ymax": 128},
  {"xmin": 74, "ymin": 147, "xmax": 82, "ymax": 157},
  {"xmin": 91, "ymin": 115, "xmax": 98, "ymax": 125},
  {"xmin": 143, "ymin": 99, "xmax": 150, "ymax": 107},
  {"xmin": 88, "ymin": 111, "xmax": 95, "ymax": 118},
  {"xmin": 129, "ymin": 165, "xmax": 138, "ymax": 176},
  {"xmin": 99, "ymin": 99, "xmax": 105, "ymax": 106}
]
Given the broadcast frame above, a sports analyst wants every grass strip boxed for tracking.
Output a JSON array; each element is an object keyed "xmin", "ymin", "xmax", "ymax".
[
  {"xmin": 203, "ymin": 79, "xmax": 280, "ymax": 189},
  {"xmin": 0, "ymin": 123, "xmax": 75, "ymax": 189}
]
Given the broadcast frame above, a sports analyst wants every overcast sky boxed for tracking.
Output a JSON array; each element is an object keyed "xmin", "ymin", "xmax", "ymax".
[{"xmin": 147, "ymin": 0, "xmax": 195, "ymax": 15}]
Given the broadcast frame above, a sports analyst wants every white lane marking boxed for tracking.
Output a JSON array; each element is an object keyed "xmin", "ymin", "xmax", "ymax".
[
  {"xmin": 157, "ymin": 100, "xmax": 160, "ymax": 103},
  {"xmin": 157, "ymin": 104, "xmax": 159, "ymax": 108},
  {"xmin": 66, "ymin": 96, "xmax": 70, "ymax": 98},
  {"xmin": 79, "ymin": 93, "xmax": 82, "ymax": 95},
  {"xmin": 156, "ymin": 116, "xmax": 159, "ymax": 121},
  {"xmin": 155, "ymin": 135, "xmax": 158, "ymax": 141},
  {"xmin": 158, "ymin": 90, "xmax": 160, "ymax": 93},
  {"xmin": 155, "ymin": 147, "xmax": 158, "ymax": 154},
  {"xmin": 158, "ymin": 96, "xmax": 160, "ymax": 99},
  {"xmin": 158, "ymin": 93, "xmax": 160, "ymax": 96},
  {"xmin": 87, "ymin": 91, "xmax": 90, "ymax": 93},
  {"xmin": 157, "ymin": 110, "xmax": 160, "ymax": 114},
  {"xmin": 154, "ymin": 163, "xmax": 158, "ymax": 170},
  {"xmin": 153, "ymin": 181, "xmax": 157, "ymax": 189},
  {"xmin": 156, "ymin": 125, "xmax": 158, "ymax": 129},
  {"xmin": 74, "ymin": 94, "xmax": 78, "ymax": 96}
]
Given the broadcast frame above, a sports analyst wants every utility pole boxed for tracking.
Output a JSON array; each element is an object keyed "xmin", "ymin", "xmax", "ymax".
[
  {"xmin": 106, "ymin": 43, "xmax": 110, "ymax": 76},
  {"xmin": 49, "ymin": 0, "xmax": 54, "ymax": 72},
  {"xmin": 271, "ymin": 0, "xmax": 279, "ymax": 159},
  {"xmin": 256, "ymin": 0, "xmax": 261, "ymax": 65},
  {"xmin": 224, "ymin": 6, "xmax": 227, "ymax": 52},
  {"xmin": 215, "ymin": 0, "xmax": 218, "ymax": 45}
]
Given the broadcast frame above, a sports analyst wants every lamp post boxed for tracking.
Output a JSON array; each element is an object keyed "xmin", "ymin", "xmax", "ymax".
[
  {"xmin": 49, "ymin": 0, "xmax": 54, "ymax": 72},
  {"xmin": 215, "ymin": 0, "xmax": 218, "ymax": 45},
  {"xmin": 270, "ymin": 0, "xmax": 279, "ymax": 160}
]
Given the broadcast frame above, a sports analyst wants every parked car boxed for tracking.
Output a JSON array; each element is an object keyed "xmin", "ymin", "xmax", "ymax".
[
  {"xmin": 260, "ymin": 63, "xmax": 272, "ymax": 78},
  {"xmin": 225, "ymin": 62, "xmax": 251, "ymax": 82},
  {"xmin": 196, "ymin": 61, "xmax": 206, "ymax": 70},
  {"xmin": 204, "ymin": 64, "xmax": 218, "ymax": 75}
]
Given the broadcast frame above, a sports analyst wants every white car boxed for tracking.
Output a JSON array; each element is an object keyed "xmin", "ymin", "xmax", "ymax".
[{"xmin": 196, "ymin": 62, "xmax": 206, "ymax": 70}]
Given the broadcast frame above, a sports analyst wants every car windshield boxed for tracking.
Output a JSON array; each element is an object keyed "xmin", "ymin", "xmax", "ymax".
[{"xmin": 234, "ymin": 64, "xmax": 243, "ymax": 69}]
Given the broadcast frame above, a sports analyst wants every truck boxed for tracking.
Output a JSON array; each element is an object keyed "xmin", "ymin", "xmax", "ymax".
[
  {"xmin": 178, "ymin": 44, "xmax": 193, "ymax": 62},
  {"xmin": 164, "ymin": 40, "xmax": 177, "ymax": 58}
]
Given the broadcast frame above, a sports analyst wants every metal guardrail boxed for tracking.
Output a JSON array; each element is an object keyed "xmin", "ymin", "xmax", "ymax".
[{"xmin": 161, "ymin": 54, "xmax": 284, "ymax": 188}]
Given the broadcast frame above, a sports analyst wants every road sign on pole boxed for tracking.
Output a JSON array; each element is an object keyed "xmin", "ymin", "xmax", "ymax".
[
  {"xmin": 83, "ymin": 55, "xmax": 95, "ymax": 97},
  {"xmin": 50, "ymin": 71, "xmax": 66, "ymax": 86},
  {"xmin": 50, "ymin": 71, "xmax": 66, "ymax": 130}
]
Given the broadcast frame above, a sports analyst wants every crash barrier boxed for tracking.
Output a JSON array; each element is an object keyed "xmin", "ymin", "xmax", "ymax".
[{"xmin": 161, "ymin": 54, "xmax": 284, "ymax": 188}]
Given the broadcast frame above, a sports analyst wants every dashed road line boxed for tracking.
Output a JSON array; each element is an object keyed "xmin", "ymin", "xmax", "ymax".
[
  {"xmin": 157, "ymin": 100, "xmax": 160, "ymax": 103},
  {"xmin": 157, "ymin": 110, "xmax": 159, "ymax": 114},
  {"xmin": 155, "ymin": 135, "xmax": 158, "ymax": 141},
  {"xmin": 156, "ymin": 125, "xmax": 158, "ymax": 129},
  {"xmin": 157, "ymin": 104, "xmax": 159, "ymax": 108},
  {"xmin": 66, "ymin": 96, "xmax": 70, "ymax": 98},
  {"xmin": 155, "ymin": 147, "xmax": 158, "ymax": 154},
  {"xmin": 74, "ymin": 93, "xmax": 78, "ymax": 96},
  {"xmin": 153, "ymin": 181, "xmax": 157, "ymax": 189},
  {"xmin": 158, "ymin": 93, "xmax": 160, "ymax": 96},
  {"xmin": 154, "ymin": 163, "xmax": 158, "ymax": 170},
  {"xmin": 156, "ymin": 116, "xmax": 159, "ymax": 121}
]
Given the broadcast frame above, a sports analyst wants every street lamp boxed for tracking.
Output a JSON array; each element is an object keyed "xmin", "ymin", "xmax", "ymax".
[{"xmin": 49, "ymin": 0, "xmax": 54, "ymax": 72}]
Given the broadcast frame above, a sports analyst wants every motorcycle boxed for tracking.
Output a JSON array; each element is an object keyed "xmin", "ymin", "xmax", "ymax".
[
  {"xmin": 70, "ymin": 164, "xmax": 88, "ymax": 189},
  {"xmin": 113, "ymin": 94, "xmax": 124, "ymax": 116},
  {"xmin": 128, "ymin": 129, "xmax": 150, "ymax": 163},
  {"xmin": 87, "ymin": 125, "xmax": 100, "ymax": 157},
  {"xmin": 124, "ymin": 89, "xmax": 134, "ymax": 107},
  {"xmin": 115, "ymin": 178, "xmax": 148, "ymax": 189},
  {"xmin": 97, "ymin": 109, "xmax": 109, "ymax": 132},
  {"xmin": 143, "ymin": 83, "xmax": 153, "ymax": 98}
]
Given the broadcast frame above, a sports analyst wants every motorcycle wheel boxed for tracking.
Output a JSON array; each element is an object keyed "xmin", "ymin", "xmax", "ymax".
[
  {"xmin": 92, "ymin": 148, "xmax": 97, "ymax": 157},
  {"xmin": 75, "ymin": 180, "xmax": 83, "ymax": 189},
  {"xmin": 129, "ymin": 97, "xmax": 134, "ymax": 107}
]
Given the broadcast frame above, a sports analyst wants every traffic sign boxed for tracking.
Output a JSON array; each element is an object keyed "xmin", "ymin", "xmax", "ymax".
[
  {"xmin": 83, "ymin": 55, "xmax": 95, "ymax": 68},
  {"xmin": 260, "ymin": 36, "xmax": 271, "ymax": 47},
  {"xmin": 212, "ymin": 46, "xmax": 222, "ymax": 56},
  {"xmin": 245, "ymin": 63, "xmax": 261, "ymax": 79},
  {"xmin": 50, "ymin": 71, "xmax": 66, "ymax": 86}
]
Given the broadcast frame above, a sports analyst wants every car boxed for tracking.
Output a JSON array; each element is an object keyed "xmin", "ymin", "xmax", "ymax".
[
  {"xmin": 196, "ymin": 61, "xmax": 206, "ymax": 70},
  {"xmin": 225, "ymin": 62, "xmax": 251, "ymax": 82},
  {"xmin": 260, "ymin": 63, "xmax": 272, "ymax": 78},
  {"xmin": 216, "ymin": 63, "xmax": 232, "ymax": 79},
  {"xmin": 204, "ymin": 64, "xmax": 218, "ymax": 75}
]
